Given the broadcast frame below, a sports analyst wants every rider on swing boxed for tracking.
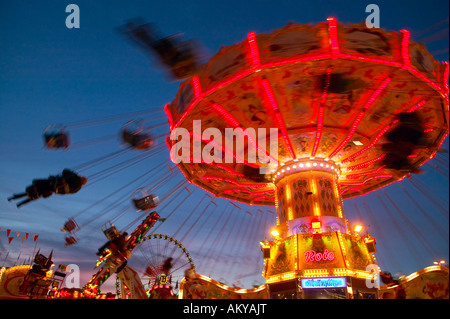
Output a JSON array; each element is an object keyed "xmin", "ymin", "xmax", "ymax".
[
  {"xmin": 8, "ymin": 169, "xmax": 87, "ymax": 208},
  {"xmin": 123, "ymin": 20, "xmax": 199, "ymax": 80}
]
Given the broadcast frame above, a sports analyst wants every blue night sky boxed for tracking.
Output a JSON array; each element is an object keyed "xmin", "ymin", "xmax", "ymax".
[{"xmin": 0, "ymin": 0, "xmax": 448, "ymax": 294}]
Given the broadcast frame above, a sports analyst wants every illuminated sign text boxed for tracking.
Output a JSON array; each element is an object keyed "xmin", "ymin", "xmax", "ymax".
[
  {"xmin": 301, "ymin": 277, "xmax": 347, "ymax": 289},
  {"xmin": 304, "ymin": 249, "xmax": 335, "ymax": 263}
]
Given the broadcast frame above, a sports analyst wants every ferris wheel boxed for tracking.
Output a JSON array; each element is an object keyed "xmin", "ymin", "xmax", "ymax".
[{"xmin": 127, "ymin": 233, "xmax": 195, "ymax": 298}]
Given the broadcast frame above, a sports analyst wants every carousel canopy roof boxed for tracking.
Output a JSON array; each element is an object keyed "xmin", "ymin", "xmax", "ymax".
[{"xmin": 165, "ymin": 17, "xmax": 449, "ymax": 206}]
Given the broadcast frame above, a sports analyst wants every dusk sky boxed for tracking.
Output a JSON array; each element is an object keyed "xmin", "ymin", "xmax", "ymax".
[{"xmin": 0, "ymin": 0, "xmax": 448, "ymax": 294}]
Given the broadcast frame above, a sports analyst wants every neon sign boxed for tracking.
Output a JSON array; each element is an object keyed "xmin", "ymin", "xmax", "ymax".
[
  {"xmin": 301, "ymin": 277, "xmax": 347, "ymax": 289},
  {"xmin": 304, "ymin": 249, "xmax": 335, "ymax": 263}
]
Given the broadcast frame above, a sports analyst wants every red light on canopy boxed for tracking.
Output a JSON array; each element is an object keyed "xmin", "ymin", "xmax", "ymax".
[
  {"xmin": 192, "ymin": 76, "xmax": 202, "ymax": 99},
  {"xmin": 443, "ymin": 61, "xmax": 449, "ymax": 109},
  {"xmin": 327, "ymin": 17, "xmax": 340, "ymax": 58},
  {"xmin": 247, "ymin": 31, "xmax": 261, "ymax": 68},
  {"xmin": 210, "ymin": 102, "xmax": 241, "ymax": 128},
  {"xmin": 164, "ymin": 104, "xmax": 174, "ymax": 130},
  {"xmin": 346, "ymin": 154, "xmax": 386, "ymax": 171},
  {"xmin": 406, "ymin": 99, "xmax": 427, "ymax": 113},
  {"xmin": 260, "ymin": 78, "xmax": 296, "ymax": 159},
  {"xmin": 400, "ymin": 29, "xmax": 412, "ymax": 67},
  {"xmin": 210, "ymin": 102, "xmax": 278, "ymax": 164},
  {"xmin": 253, "ymin": 195, "xmax": 275, "ymax": 202},
  {"xmin": 340, "ymin": 187, "xmax": 362, "ymax": 195}
]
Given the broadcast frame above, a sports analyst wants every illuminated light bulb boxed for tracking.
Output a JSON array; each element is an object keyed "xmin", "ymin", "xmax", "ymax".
[
  {"xmin": 312, "ymin": 221, "xmax": 321, "ymax": 229},
  {"xmin": 282, "ymin": 169, "xmax": 285, "ymax": 173},
  {"xmin": 306, "ymin": 162, "xmax": 311, "ymax": 167},
  {"xmin": 313, "ymin": 163, "xmax": 317, "ymax": 166},
  {"xmin": 287, "ymin": 167, "xmax": 290, "ymax": 171},
  {"xmin": 326, "ymin": 164, "xmax": 329, "ymax": 168},
  {"xmin": 293, "ymin": 165, "xmax": 297, "ymax": 169},
  {"xmin": 320, "ymin": 163, "xmax": 324, "ymax": 166},
  {"xmin": 300, "ymin": 163, "xmax": 304, "ymax": 167},
  {"xmin": 271, "ymin": 229, "xmax": 280, "ymax": 237}
]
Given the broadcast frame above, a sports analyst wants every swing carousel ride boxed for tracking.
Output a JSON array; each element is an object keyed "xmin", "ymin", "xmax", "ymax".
[{"xmin": 1, "ymin": 17, "xmax": 449, "ymax": 299}]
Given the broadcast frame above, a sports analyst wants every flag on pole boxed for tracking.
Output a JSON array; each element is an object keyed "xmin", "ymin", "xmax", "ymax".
[
  {"xmin": 7, "ymin": 229, "xmax": 11, "ymax": 237},
  {"xmin": 33, "ymin": 234, "xmax": 39, "ymax": 242},
  {"xmin": 16, "ymin": 231, "xmax": 20, "ymax": 238},
  {"xmin": 8, "ymin": 237, "xmax": 13, "ymax": 244}
]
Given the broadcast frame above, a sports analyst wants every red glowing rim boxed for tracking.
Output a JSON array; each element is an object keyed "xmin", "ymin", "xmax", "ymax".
[{"xmin": 165, "ymin": 17, "xmax": 449, "ymax": 206}]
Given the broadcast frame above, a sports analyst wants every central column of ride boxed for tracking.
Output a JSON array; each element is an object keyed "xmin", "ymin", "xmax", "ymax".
[
  {"xmin": 272, "ymin": 158, "xmax": 345, "ymax": 237},
  {"xmin": 262, "ymin": 158, "xmax": 378, "ymax": 299}
]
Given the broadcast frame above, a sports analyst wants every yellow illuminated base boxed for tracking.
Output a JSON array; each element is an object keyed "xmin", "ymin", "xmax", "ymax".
[
  {"xmin": 261, "ymin": 230, "xmax": 379, "ymax": 298},
  {"xmin": 263, "ymin": 231, "xmax": 376, "ymax": 280}
]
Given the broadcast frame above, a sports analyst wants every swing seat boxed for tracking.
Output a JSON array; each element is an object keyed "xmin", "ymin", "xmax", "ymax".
[
  {"xmin": 121, "ymin": 128, "xmax": 154, "ymax": 150},
  {"xmin": 101, "ymin": 221, "xmax": 120, "ymax": 240},
  {"xmin": 64, "ymin": 236, "xmax": 78, "ymax": 247},
  {"xmin": 133, "ymin": 195, "xmax": 159, "ymax": 211},
  {"xmin": 62, "ymin": 218, "xmax": 79, "ymax": 233},
  {"xmin": 43, "ymin": 130, "xmax": 70, "ymax": 149}
]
